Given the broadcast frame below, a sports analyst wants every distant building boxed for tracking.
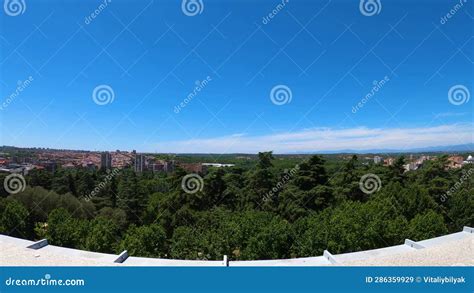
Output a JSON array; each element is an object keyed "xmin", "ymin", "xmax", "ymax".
[
  {"xmin": 152, "ymin": 163, "xmax": 164, "ymax": 172},
  {"xmin": 134, "ymin": 154, "xmax": 145, "ymax": 173},
  {"xmin": 384, "ymin": 157, "xmax": 395, "ymax": 166},
  {"xmin": 447, "ymin": 156, "xmax": 464, "ymax": 169},
  {"xmin": 62, "ymin": 162, "xmax": 75, "ymax": 169},
  {"xmin": 202, "ymin": 163, "xmax": 235, "ymax": 168},
  {"xmin": 464, "ymin": 155, "xmax": 474, "ymax": 165},
  {"xmin": 163, "ymin": 160, "xmax": 175, "ymax": 173},
  {"xmin": 404, "ymin": 162, "xmax": 418, "ymax": 172},
  {"xmin": 373, "ymin": 156, "xmax": 383, "ymax": 164},
  {"xmin": 100, "ymin": 152, "xmax": 112, "ymax": 169},
  {"xmin": 179, "ymin": 163, "xmax": 204, "ymax": 173},
  {"xmin": 0, "ymin": 165, "xmax": 25, "ymax": 175},
  {"xmin": 83, "ymin": 162, "xmax": 96, "ymax": 170},
  {"xmin": 39, "ymin": 161, "xmax": 57, "ymax": 172}
]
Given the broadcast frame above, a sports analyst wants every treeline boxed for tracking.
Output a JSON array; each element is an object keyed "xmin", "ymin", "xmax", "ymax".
[{"xmin": 0, "ymin": 153, "xmax": 472, "ymax": 260}]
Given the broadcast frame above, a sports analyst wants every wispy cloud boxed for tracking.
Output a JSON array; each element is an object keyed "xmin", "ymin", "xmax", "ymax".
[
  {"xmin": 153, "ymin": 124, "xmax": 474, "ymax": 153},
  {"xmin": 433, "ymin": 112, "xmax": 468, "ymax": 118}
]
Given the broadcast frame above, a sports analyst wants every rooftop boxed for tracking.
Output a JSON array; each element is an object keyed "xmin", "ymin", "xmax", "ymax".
[{"xmin": 1, "ymin": 227, "xmax": 472, "ymax": 266}]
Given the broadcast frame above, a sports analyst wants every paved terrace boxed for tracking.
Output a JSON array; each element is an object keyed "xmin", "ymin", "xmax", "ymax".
[{"xmin": 0, "ymin": 227, "xmax": 472, "ymax": 266}]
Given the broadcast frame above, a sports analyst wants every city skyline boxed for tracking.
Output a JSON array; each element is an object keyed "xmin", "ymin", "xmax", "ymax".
[{"xmin": 1, "ymin": 0, "xmax": 473, "ymax": 153}]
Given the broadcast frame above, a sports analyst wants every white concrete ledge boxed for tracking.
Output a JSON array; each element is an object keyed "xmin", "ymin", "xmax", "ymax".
[
  {"xmin": 228, "ymin": 256, "xmax": 330, "ymax": 267},
  {"xmin": 26, "ymin": 239, "xmax": 48, "ymax": 250},
  {"xmin": 39, "ymin": 244, "xmax": 119, "ymax": 263},
  {"xmin": 404, "ymin": 239, "xmax": 425, "ymax": 249},
  {"xmin": 1, "ymin": 227, "xmax": 472, "ymax": 266},
  {"xmin": 417, "ymin": 231, "xmax": 468, "ymax": 247},
  {"xmin": 323, "ymin": 250, "xmax": 338, "ymax": 264},
  {"xmin": 114, "ymin": 250, "xmax": 129, "ymax": 263},
  {"xmin": 123, "ymin": 257, "xmax": 225, "ymax": 266},
  {"xmin": 223, "ymin": 255, "xmax": 229, "ymax": 267}
]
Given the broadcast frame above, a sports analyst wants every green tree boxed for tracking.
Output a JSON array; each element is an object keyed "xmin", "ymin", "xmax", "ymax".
[
  {"xmin": 0, "ymin": 200, "xmax": 29, "ymax": 238},
  {"xmin": 447, "ymin": 188, "xmax": 474, "ymax": 230},
  {"xmin": 27, "ymin": 169, "xmax": 52, "ymax": 190},
  {"xmin": 245, "ymin": 152, "xmax": 276, "ymax": 209},
  {"xmin": 119, "ymin": 224, "xmax": 167, "ymax": 257},
  {"xmin": 46, "ymin": 208, "xmax": 87, "ymax": 248},
  {"xmin": 117, "ymin": 169, "xmax": 146, "ymax": 223},
  {"xmin": 11, "ymin": 186, "xmax": 95, "ymax": 223},
  {"xmin": 84, "ymin": 217, "xmax": 119, "ymax": 253},
  {"xmin": 170, "ymin": 226, "xmax": 202, "ymax": 259},
  {"xmin": 389, "ymin": 156, "xmax": 406, "ymax": 184},
  {"xmin": 294, "ymin": 155, "xmax": 328, "ymax": 191},
  {"xmin": 76, "ymin": 170, "xmax": 96, "ymax": 198},
  {"xmin": 407, "ymin": 210, "xmax": 448, "ymax": 241},
  {"xmin": 97, "ymin": 207, "xmax": 127, "ymax": 230},
  {"xmin": 51, "ymin": 169, "xmax": 71, "ymax": 195},
  {"xmin": 242, "ymin": 217, "xmax": 291, "ymax": 260}
]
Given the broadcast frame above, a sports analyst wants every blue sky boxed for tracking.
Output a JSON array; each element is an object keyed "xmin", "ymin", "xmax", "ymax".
[{"xmin": 1, "ymin": 0, "xmax": 473, "ymax": 153}]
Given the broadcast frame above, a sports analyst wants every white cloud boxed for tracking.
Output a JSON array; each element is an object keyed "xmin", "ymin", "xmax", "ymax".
[
  {"xmin": 152, "ymin": 124, "xmax": 473, "ymax": 153},
  {"xmin": 433, "ymin": 112, "xmax": 467, "ymax": 118}
]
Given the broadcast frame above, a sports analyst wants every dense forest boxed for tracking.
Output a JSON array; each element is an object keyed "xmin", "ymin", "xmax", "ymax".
[{"xmin": 0, "ymin": 152, "xmax": 473, "ymax": 260}]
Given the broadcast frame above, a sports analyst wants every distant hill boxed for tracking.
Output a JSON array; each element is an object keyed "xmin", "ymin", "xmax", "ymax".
[
  {"xmin": 305, "ymin": 143, "xmax": 474, "ymax": 155},
  {"xmin": 2, "ymin": 143, "xmax": 473, "ymax": 156}
]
